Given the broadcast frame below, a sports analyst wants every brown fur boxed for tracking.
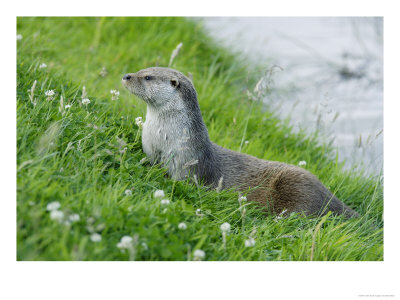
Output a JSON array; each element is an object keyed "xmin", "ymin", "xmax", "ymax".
[{"xmin": 123, "ymin": 67, "xmax": 359, "ymax": 218}]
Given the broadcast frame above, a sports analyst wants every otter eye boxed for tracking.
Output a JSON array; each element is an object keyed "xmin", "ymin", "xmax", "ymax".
[{"xmin": 144, "ymin": 76, "xmax": 152, "ymax": 81}]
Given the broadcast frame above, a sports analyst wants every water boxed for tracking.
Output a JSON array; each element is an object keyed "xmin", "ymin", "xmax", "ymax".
[{"xmin": 200, "ymin": 17, "xmax": 383, "ymax": 176}]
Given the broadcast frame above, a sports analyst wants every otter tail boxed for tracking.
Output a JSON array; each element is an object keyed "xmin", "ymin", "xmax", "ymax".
[{"xmin": 324, "ymin": 194, "xmax": 360, "ymax": 218}]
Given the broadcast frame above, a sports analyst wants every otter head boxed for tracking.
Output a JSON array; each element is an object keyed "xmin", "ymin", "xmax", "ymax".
[{"xmin": 122, "ymin": 67, "xmax": 197, "ymax": 111}]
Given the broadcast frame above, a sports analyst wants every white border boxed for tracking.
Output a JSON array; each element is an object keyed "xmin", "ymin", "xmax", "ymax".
[{"xmin": 3, "ymin": 0, "xmax": 399, "ymax": 299}]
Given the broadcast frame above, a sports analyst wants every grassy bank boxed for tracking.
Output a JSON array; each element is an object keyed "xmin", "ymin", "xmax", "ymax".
[{"xmin": 17, "ymin": 17, "xmax": 383, "ymax": 260}]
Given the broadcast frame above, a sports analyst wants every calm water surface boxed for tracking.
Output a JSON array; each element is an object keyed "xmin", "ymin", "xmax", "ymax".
[{"xmin": 200, "ymin": 17, "xmax": 383, "ymax": 176}]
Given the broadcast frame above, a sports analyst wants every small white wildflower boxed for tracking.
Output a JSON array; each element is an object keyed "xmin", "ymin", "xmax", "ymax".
[
  {"xmin": 244, "ymin": 237, "xmax": 256, "ymax": 247},
  {"xmin": 65, "ymin": 104, "xmax": 72, "ymax": 109},
  {"xmin": 45, "ymin": 90, "xmax": 55, "ymax": 101},
  {"xmin": 45, "ymin": 90, "xmax": 55, "ymax": 97},
  {"xmin": 193, "ymin": 249, "xmax": 205, "ymax": 261},
  {"xmin": 46, "ymin": 201, "xmax": 61, "ymax": 211},
  {"xmin": 244, "ymin": 140, "xmax": 249, "ymax": 145},
  {"xmin": 82, "ymin": 98, "xmax": 90, "ymax": 105},
  {"xmin": 68, "ymin": 213, "xmax": 80, "ymax": 222},
  {"xmin": 220, "ymin": 222, "xmax": 231, "ymax": 233},
  {"xmin": 195, "ymin": 208, "xmax": 203, "ymax": 216},
  {"xmin": 17, "ymin": 34, "xmax": 23, "ymax": 41},
  {"xmin": 117, "ymin": 235, "xmax": 133, "ymax": 249},
  {"xmin": 160, "ymin": 199, "xmax": 170, "ymax": 205},
  {"xmin": 135, "ymin": 116, "xmax": 143, "ymax": 128},
  {"xmin": 90, "ymin": 233, "xmax": 102, "ymax": 242},
  {"xmin": 50, "ymin": 210, "xmax": 64, "ymax": 222},
  {"xmin": 125, "ymin": 189, "xmax": 132, "ymax": 196},
  {"xmin": 178, "ymin": 222, "xmax": 187, "ymax": 230},
  {"xmin": 110, "ymin": 89, "xmax": 120, "ymax": 101},
  {"xmin": 39, "ymin": 63, "xmax": 47, "ymax": 69},
  {"xmin": 298, "ymin": 160, "xmax": 307, "ymax": 167},
  {"xmin": 154, "ymin": 189, "xmax": 165, "ymax": 198},
  {"xmin": 238, "ymin": 196, "xmax": 247, "ymax": 204}
]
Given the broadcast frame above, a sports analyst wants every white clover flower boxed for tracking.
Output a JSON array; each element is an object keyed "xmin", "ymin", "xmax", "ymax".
[
  {"xmin": 45, "ymin": 90, "xmax": 55, "ymax": 96},
  {"xmin": 39, "ymin": 63, "xmax": 47, "ymax": 69},
  {"xmin": 117, "ymin": 235, "xmax": 133, "ymax": 249},
  {"xmin": 298, "ymin": 160, "xmax": 307, "ymax": 166},
  {"xmin": 135, "ymin": 116, "xmax": 143, "ymax": 128},
  {"xmin": 125, "ymin": 189, "xmax": 132, "ymax": 196},
  {"xmin": 244, "ymin": 140, "xmax": 249, "ymax": 145},
  {"xmin": 17, "ymin": 34, "xmax": 23, "ymax": 41},
  {"xmin": 153, "ymin": 189, "xmax": 165, "ymax": 198},
  {"xmin": 50, "ymin": 210, "xmax": 64, "ymax": 222},
  {"xmin": 65, "ymin": 104, "xmax": 72, "ymax": 109},
  {"xmin": 193, "ymin": 249, "xmax": 205, "ymax": 261},
  {"xmin": 178, "ymin": 222, "xmax": 187, "ymax": 230},
  {"xmin": 244, "ymin": 237, "xmax": 256, "ymax": 247},
  {"xmin": 110, "ymin": 89, "xmax": 120, "ymax": 101},
  {"xmin": 238, "ymin": 196, "xmax": 247, "ymax": 204},
  {"xmin": 220, "ymin": 222, "xmax": 231, "ymax": 233},
  {"xmin": 90, "ymin": 233, "xmax": 102, "ymax": 242},
  {"xmin": 160, "ymin": 199, "xmax": 170, "ymax": 205},
  {"xmin": 82, "ymin": 98, "xmax": 91, "ymax": 105},
  {"xmin": 45, "ymin": 90, "xmax": 55, "ymax": 101},
  {"xmin": 46, "ymin": 201, "xmax": 61, "ymax": 211},
  {"xmin": 195, "ymin": 208, "xmax": 203, "ymax": 216},
  {"xmin": 68, "ymin": 213, "xmax": 80, "ymax": 222}
]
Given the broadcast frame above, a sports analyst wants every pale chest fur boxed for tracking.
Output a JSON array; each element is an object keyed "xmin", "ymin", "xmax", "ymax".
[{"xmin": 142, "ymin": 108, "xmax": 199, "ymax": 180}]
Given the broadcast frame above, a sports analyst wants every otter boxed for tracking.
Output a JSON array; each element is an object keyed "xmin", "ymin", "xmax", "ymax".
[{"xmin": 122, "ymin": 67, "xmax": 358, "ymax": 217}]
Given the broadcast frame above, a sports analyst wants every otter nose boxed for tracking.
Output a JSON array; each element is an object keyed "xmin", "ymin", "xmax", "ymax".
[{"xmin": 123, "ymin": 74, "xmax": 132, "ymax": 80}]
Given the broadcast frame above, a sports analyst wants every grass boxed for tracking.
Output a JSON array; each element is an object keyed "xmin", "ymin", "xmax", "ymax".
[{"xmin": 16, "ymin": 17, "xmax": 383, "ymax": 261}]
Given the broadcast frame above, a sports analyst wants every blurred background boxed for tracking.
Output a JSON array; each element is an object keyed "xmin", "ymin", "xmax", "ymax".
[{"xmin": 200, "ymin": 17, "xmax": 383, "ymax": 176}]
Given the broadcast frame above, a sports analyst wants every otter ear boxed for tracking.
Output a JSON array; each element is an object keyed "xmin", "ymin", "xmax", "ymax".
[{"xmin": 170, "ymin": 78, "xmax": 180, "ymax": 88}]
